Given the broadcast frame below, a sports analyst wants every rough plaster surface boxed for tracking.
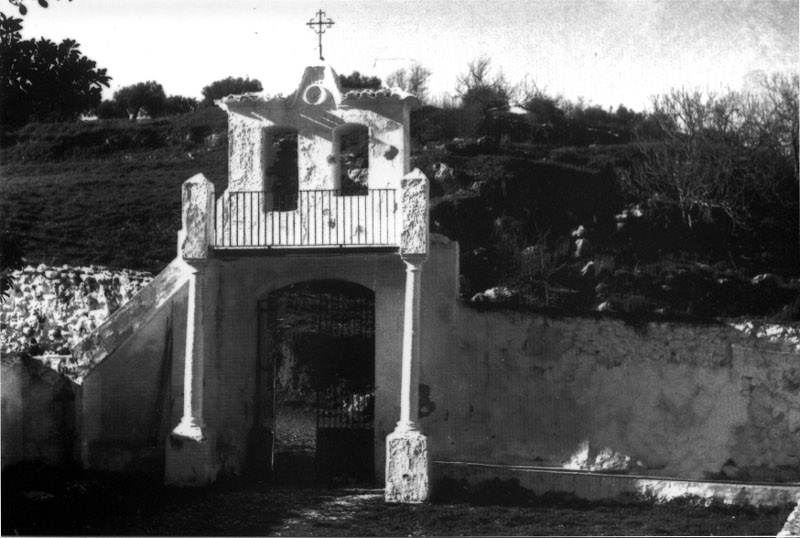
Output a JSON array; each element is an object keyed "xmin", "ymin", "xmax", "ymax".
[
  {"xmin": 228, "ymin": 115, "xmax": 262, "ymax": 192},
  {"xmin": 80, "ymin": 284, "xmax": 188, "ymax": 471},
  {"xmin": 222, "ymin": 65, "xmax": 411, "ymax": 194},
  {"xmin": 180, "ymin": 174, "xmax": 215, "ymax": 260},
  {"xmin": 778, "ymin": 496, "xmax": 800, "ymax": 537},
  {"xmin": 400, "ymin": 170, "xmax": 429, "ymax": 257},
  {"xmin": 1, "ymin": 358, "xmax": 72, "ymax": 468},
  {"xmin": 422, "ymin": 309, "xmax": 800, "ymax": 482},
  {"xmin": 386, "ymin": 429, "xmax": 429, "ymax": 503}
]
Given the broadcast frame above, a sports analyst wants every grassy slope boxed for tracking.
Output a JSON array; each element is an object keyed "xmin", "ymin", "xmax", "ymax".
[
  {"xmin": 1, "ymin": 109, "xmax": 797, "ymax": 319},
  {"xmin": 0, "ymin": 110, "xmax": 228, "ymax": 273}
]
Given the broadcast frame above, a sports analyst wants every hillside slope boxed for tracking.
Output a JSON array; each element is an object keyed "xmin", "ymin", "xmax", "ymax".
[{"xmin": 1, "ymin": 109, "xmax": 798, "ymax": 320}]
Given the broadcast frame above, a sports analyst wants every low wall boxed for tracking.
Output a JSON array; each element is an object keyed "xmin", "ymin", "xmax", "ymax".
[
  {"xmin": 421, "ymin": 307, "xmax": 800, "ymax": 484},
  {"xmin": 78, "ymin": 280, "xmax": 188, "ymax": 473},
  {"xmin": 2, "ymin": 259, "xmax": 190, "ymax": 474},
  {"xmin": 1, "ymin": 356, "xmax": 77, "ymax": 469}
]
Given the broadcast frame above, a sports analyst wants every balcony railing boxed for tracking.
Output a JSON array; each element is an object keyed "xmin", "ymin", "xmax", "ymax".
[{"xmin": 215, "ymin": 189, "xmax": 399, "ymax": 248}]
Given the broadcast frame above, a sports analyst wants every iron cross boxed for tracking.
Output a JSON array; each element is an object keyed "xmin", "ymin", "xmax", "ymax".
[{"xmin": 306, "ymin": 10, "xmax": 335, "ymax": 61}]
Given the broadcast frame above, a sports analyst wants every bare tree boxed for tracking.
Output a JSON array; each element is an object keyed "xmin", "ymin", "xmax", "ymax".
[
  {"xmin": 621, "ymin": 84, "xmax": 798, "ymax": 231},
  {"xmin": 386, "ymin": 62, "xmax": 431, "ymax": 101},
  {"xmin": 455, "ymin": 55, "xmax": 510, "ymax": 111},
  {"xmin": 758, "ymin": 72, "xmax": 799, "ymax": 180},
  {"xmin": 455, "ymin": 55, "xmax": 493, "ymax": 96},
  {"xmin": 758, "ymin": 72, "xmax": 800, "ymax": 250}
]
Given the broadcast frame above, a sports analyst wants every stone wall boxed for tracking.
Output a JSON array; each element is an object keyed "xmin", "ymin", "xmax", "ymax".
[
  {"xmin": 1, "ymin": 263, "xmax": 152, "ymax": 357},
  {"xmin": 420, "ymin": 307, "xmax": 800, "ymax": 483},
  {"xmin": 1, "ymin": 261, "xmax": 189, "ymax": 473},
  {"xmin": 5, "ymin": 236, "xmax": 797, "ymax": 488},
  {"xmin": 1, "ymin": 356, "xmax": 77, "ymax": 468}
]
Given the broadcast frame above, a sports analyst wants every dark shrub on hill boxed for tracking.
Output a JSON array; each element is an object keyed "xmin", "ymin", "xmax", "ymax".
[
  {"xmin": 164, "ymin": 95, "xmax": 198, "ymax": 115},
  {"xmin": 338, "ymin": 71, "xmax": 382, "ymax": 90},
  {"xmin": 95, "ymin": 99, "xmax": 126, "ymax": 119},
  {"xmin": 201, "ymin": 76, "xmax": 262, "ymax": 106}
]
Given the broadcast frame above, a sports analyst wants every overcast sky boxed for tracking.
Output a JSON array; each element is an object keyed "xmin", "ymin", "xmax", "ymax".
[{"xmin": 16, "ymin": 0, "xmax": 799, "ymax": 111}]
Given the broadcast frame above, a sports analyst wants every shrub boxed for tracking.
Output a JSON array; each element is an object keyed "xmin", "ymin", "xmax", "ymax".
[{"xmin": 201, "ymin": 76, "xmax": 262, "ymax": 106}]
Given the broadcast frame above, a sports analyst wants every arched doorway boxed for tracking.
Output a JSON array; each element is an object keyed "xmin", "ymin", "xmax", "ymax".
[{"xmin": 249, "ymin": 280, "xmax": 375, "ymax": 486}]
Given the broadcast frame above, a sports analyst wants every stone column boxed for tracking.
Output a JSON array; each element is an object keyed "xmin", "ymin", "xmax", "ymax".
[
  {"xmin": 166, "ymin": 174, "xmax": 216, "ymax": 486},
  {"xmin": 396, "ymin": 255, "xmax": 425, "ymax": 429},
  {"xmin": 386, "ymin": 170, "xmax": 430, "ymax": 503},
  {"xmin": 174, "ymin": 264, "xmax": 207, "ymax": 439}
]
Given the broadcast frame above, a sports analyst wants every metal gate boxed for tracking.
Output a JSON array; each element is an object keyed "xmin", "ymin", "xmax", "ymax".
[
  {"xmin": 258, "ymin": 280, "xmax": 375, "ymax": 485},
  {"xmin": 315, "ymin": 384, "xmax": 375, "ymax": 485}
]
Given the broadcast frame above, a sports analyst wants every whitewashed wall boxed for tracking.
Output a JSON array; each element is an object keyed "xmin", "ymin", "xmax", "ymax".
[{"xmin": 421, "ymin": 307, "xmax": 800, "ymax": 483}]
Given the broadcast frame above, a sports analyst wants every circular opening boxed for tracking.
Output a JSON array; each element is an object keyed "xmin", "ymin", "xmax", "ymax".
[{"xmin": 303, "ymin": 85, "xmax": 326, "ymax": 105}]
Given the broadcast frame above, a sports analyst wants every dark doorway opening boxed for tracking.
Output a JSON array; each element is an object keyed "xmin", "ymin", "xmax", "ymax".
[
  {"xmin": 336, "ymin": 124, "xmax": 369, "ymax": 196},
  {"xmin": 253, "ymin": 280, "xmax": 375, "ymax": 486},
  {"xmin": 264, "ymin": 127, "xmax": 299, "ymax": 211}
]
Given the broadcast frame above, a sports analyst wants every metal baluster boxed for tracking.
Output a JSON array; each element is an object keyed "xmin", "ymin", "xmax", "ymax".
[
  {"xmin": 234, "ymin": 193, "xmax": 238, "ymax": 246},
  {"xmin": 328, "ymin": 190, "xmax": 332, "ymax": 245},
  {"xmin": 303, "ymin": 191, "xmax": 308, "ymax": 246},
  {"xmin": 312, "ymin": 191, "xmax": 316, "ymax": 246},
  {"xmin": 377, "ymin": 190, "xmax": 382, "ymax": 244},
  {"xmin": 392, "ymin": 190, "xmax": 396, "ymax": 245}
]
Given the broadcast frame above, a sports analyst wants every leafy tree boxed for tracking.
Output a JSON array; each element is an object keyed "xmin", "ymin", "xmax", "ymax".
[
  {"xmin": 201, "ymin": 76, "xmax": 262, "ymax": 106},
  {"xmin": 94, "ymin": 98, "xmax": 125, "ymax": 119},
  {"xmin": 164, "ymin": 94, "xmax": 198, "ymax": 115},
  {"xmin": 6, "ymin": 0, "xmax": 69, "ymax": 17},
  {"xmin": 113, "ymin": 81, "xmax": 166, "ymax": 120},
  {"xmin": 338, "ymin": 71, "xmax": 381, "ymax": 90},
  {"xmin": 386, "ymin": 63, "xmax": 431, "ymax": 101},
  {"xmin": 0, "ymin": 12, "xmax": 110, "ymax": 126}
]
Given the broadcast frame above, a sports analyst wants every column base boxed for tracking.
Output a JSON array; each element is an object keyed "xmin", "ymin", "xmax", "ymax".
[
  {"xmin": 385, "ymin": 426, "xmax": 429, "ymax": 503},
  {"xmin": 165, "ymin": 430, "xmax": 217, "ymax": 486}
]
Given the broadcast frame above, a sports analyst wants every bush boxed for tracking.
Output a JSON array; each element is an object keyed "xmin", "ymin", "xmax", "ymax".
[
  {"xmin": 94, "ymin": 99, "xmax": 126, "ymax": 120},
  {"xmin": 201, "ymin": 76, "xmax": 262, "ymax": 106}
]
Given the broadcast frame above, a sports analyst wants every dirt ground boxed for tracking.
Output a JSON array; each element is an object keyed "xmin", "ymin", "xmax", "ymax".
[{"xmin": 2, "ymin": 461, "xmax": 794, "ymax": 537}]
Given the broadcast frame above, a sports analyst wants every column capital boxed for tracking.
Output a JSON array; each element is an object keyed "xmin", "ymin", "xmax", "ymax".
[
  {"xmin": 401, "ymin": 253, "xmax": 427, "ymax": 268},
  {"xmin": 184, "ymin": 259, "xmax": 209, "ymax": 273}
]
